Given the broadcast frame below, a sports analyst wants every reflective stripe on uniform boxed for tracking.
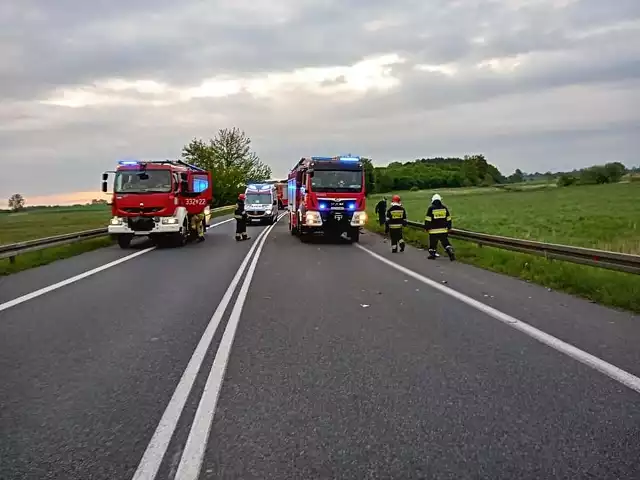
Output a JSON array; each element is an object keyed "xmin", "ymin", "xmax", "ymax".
[
  {"xmin": 234, "ymin": 215, "xmax": 243, "ymax": 219},
  {"xmin": 446, "ymin": 216, "xmax": 452, "ymax": 221},
  {"xmin": 425, "ymin": 216, "xmax": 432, "ymax": 221},
  {"xmin": 432, "ymin": 209, "xmax": 447, "ymax": 219},
  {"xmin": 389, "ymin": 224, "xmax": 403, "ymax": 229},
  {"xmin": 428, "ymin": 227, "xmax": 449, "ymax": 234}
]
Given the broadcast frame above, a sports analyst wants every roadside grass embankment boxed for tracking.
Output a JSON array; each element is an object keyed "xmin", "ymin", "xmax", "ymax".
[
  {"xmin": 0, "ymin": 205, "xmax": 233, "ymax": 276},
  {"xmin": 366, "ymin": 183, "xmax": 640, "ymax": 313}
]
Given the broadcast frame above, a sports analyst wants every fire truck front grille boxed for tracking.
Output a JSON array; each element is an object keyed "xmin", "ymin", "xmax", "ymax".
[
  {"xmin": 127, "ymin": 217, "xmax": 156, "ymax": 231},
  {"xmin": 248, "ymin": 211, "xmax": 265, "ymax": 216},
  {"xmin": 123, "ymin": 207, "xmax": 162, "ymax": 214}
]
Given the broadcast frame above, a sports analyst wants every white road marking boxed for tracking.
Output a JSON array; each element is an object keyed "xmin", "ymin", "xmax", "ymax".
[
  {"xmin": 131, "ymin": 214, "xmax": 284, "ymax": 480},
  {"xmin": 173, "ymin": 215, "xmax": 283, "ymax": 480},
  {"xmin": 0, "ymin": 217, "xmax": 234, "ymax": 314},
  {"xmin": 356, "ymin": 244, "xmax": 640, "ymax": 395}
]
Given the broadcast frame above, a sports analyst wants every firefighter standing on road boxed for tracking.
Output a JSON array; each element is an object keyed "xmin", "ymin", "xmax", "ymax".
[
  {"xmin": 424, "ymin": 193, "xmax": 455, "ymax": 261},
  {"xmin": 190, "ymin": 213, "xmax": 206, "ymax": 242},
  {"xmin": 234, "ymin": 193, "xmax": 250, "ymax": 241},
  {"xmin": 386, "ymin": 194, "xmax": 407, "ymax": 253}
]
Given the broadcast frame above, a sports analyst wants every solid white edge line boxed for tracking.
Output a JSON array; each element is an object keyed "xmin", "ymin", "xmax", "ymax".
[
  {"xmin": 173, "ymin": 214, "xmax": 283, "ymax": 480},
  {"xmin": 130, "ymin": 224, "xmax": 272, "ymax": 480},
  {"xmin": 355, "ymin": 244, "xmax": 640, "ymax": 395},
  {"xmin": 0, "ymin": 216, "xmax": 234, "ymax": 314}
]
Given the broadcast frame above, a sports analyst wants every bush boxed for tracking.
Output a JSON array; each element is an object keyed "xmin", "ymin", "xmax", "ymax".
[
  {"xmin": 409, "ymin": 186, "xmax": 420, "ymax": 191},
  {"xmin": 557, "ymin": 175, "xmax": 577, "ymax": 187}
]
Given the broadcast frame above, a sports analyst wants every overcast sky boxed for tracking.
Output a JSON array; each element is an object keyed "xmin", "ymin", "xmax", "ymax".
[{"xmin": 1, "ymin": 0, "xmax": 639, "ymax": 206}]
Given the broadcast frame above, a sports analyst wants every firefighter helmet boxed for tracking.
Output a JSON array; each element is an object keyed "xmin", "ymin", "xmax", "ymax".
[
  {"xmin": 238, "ymin": 193, "xmax": 246, "ymax": 200},
  {"xmin": 432, "ymin": 193, "xmax": 442, "ymax": 202},
  {"xmin": 392, "ymin": 194, "xmax": 401, "ymax": 203}
]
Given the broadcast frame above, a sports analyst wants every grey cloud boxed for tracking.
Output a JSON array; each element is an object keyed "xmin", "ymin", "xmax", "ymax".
[{"xmin": 1, "ymin": 0, "xmax": 640, "ymax": 201}]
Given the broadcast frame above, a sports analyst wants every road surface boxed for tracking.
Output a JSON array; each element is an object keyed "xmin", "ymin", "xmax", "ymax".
[{"xmin": 1, "ymin": 213, "xmax": 639, "ymax": 479}]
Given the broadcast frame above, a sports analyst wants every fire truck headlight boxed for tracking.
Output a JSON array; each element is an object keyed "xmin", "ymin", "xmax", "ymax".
[
  {"xmin": 110, "ymin": 217, "xmax": 123, "ymax": 225},
  {"xmin": 305, "ymin": 211, "xmax": 322, "ymax": 226},
  {"xmin": 162, "ymin": 217, "xmax": 179, "ymax": 224},
  {"xmin": 350, "ymin": 211, "xmax": 367, "ymax": 226}
]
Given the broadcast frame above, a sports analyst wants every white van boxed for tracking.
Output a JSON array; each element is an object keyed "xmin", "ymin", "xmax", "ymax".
[{"xmin": 244, "ymin": 184, "xmax": 278, "ymax": 225}]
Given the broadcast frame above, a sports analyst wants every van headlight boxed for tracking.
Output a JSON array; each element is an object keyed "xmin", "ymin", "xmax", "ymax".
[
  {"xmin": 110, "ymin": 217, "xmax": 123, "ymax": 225},
  {"xmin": 162, "ymin": 217, "xmax": 179, "ymax": 224},
  {"xmin": 351, "ymin": 211, "xmax": 367, "ymax": 226}
]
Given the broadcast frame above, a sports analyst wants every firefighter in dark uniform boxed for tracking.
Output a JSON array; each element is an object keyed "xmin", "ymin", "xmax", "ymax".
[
  {"xmin": 424, "ymin": 193, "xmax": 455, "ymax": 261},
  {"xmin": 375, "ymin": 197, "xmax": 387, "ymax": 226},
  {"xmin": 234, "ymin": 193, "xmax": 250, "ymax": 241},
  {"xmin": 386, "ymin": 194, "xmax": 407, "ymax": 253}
]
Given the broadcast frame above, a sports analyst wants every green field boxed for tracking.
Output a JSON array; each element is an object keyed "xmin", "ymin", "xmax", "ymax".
[
  {"xmin": 0, "ymin": 204, "xmax": 112, "ymax": 245},
  {"xmin": 366, "ymin": 183, "xmax": 640, "ymax": 312}
]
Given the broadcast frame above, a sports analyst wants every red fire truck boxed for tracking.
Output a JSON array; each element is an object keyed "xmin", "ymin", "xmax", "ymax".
[
  {"xmin": 287, "ymin": 155, "xmax": 367, "ymax": 242},
  {"xmin": 274, "ymin": 181, "xmax": 288, "ymax": 209},
  {"xmin": 101, "ymin": 159, "xmax": 213, "ymax": 248}
]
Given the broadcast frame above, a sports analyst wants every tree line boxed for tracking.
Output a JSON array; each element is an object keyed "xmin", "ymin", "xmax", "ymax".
[{"xmin": 4, "ymin": 129, "xmax": 638, "ymax": 212}]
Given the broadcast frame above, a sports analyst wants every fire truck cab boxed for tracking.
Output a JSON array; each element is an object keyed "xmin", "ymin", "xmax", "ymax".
[
  {"xmin": 101, "ymin": 159, "xmax": 212, "ymax": 248},
  {"xmin": 288, "ymin": 155, "xmax": 367, "ymax": 243}
]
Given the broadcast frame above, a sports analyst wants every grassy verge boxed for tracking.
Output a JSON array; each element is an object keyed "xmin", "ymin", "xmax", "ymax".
[
  {"xmin": 366, "ymin": 183, "xmax": 640, "ymax": 313},
  {"xmin": 0, "ymin": 205, "xmax": 235, "ymax": 276}
]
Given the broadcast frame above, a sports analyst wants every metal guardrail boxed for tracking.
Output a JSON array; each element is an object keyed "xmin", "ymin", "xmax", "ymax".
[
  {"xmin": 0, "ymin": 205, "xmax": 235, "ymax": 264},
  {"xmin": 405, "ymin": 220, "xmax": 640, "ymax": 275}
]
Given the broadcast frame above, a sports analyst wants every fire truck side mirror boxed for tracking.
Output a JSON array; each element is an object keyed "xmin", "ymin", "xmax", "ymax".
[
  {"xmin": 102, "ymin": 173, "xmax": 108, "ymax": 181},
  {"xmin": 101, "ymin": 181, "xmax": 107, "ymax": 193}
]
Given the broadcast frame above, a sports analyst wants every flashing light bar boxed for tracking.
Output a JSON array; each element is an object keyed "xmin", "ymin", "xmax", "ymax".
[
  {"xmin": 310, "ymin": 155, "xmax": 361, "ymax": 162},
  {"xmin": 118, "ymin": 160, "xmax": 139, "ymax": 165}
]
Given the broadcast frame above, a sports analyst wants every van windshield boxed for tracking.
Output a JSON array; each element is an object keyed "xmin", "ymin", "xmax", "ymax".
[{"xmin": 246, "ymin": 193, "xmax": 272, "ymax": 204}]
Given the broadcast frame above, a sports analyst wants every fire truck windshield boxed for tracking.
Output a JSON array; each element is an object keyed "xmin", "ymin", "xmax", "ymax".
[
  {"xmin": 246, "ymin": 193, "xmax": 272, "ymax": 204},
  {"xmin": 114, "ymin": 170, "xmax": 172, "ymax": 193},
  {"xmin": 310, "ymin": 170, "xmax": 362, "ymax": 193}
]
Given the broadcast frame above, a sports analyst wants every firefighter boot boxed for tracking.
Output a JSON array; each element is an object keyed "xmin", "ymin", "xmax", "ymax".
[
  {"xmin": 241, "ymin": 232, "xmax": 250, "ymax": 241},
  {"xmin": 399, "ymin": 239, "xmax": 405, "ymax": 252},
  {"xmin": 445, "ymin": 245, "xmax": 456, "ymax": 261},
  {"xmin": 235, "ymin": 233, "xmax": 242, "ymax": 241},
  {"xmin": 427, "ymin": 249, "xmax": 437, "ymax": 260}
]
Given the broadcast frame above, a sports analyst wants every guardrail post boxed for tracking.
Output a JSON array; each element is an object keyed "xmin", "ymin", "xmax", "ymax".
[{"xmin": 9, "ymin": 255, "xmax": 15, "ymax": 264}]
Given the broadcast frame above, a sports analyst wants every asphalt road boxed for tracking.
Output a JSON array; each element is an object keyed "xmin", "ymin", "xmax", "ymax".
[{"xmin": 1, "ymin": 214, "xmax": 639, "ymax": 479}]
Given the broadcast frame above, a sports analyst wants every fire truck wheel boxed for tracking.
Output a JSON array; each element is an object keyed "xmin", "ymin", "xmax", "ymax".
[
  {"xmin": 117, "ymin": 234, "xmax": 133, "ymax": 249},
  {"xmin": 173, "ymin": 220, "xmax": 189, "ymax": 247}
]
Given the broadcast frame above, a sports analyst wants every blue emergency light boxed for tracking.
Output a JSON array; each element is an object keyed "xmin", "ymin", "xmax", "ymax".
[
  {"xmin": 319, "ymin": 202, "xmax": 328, "ymax": 210},
  {"xmin": 339, "ymin": 156, "xmax": 360, "ymax": 162},
  {"xmin": 118, "ymin": 160, "xmax": 139, "ymax": 166},
  {"xmin": 311, "ymin": 156, "xmax": 333, "ymax": 161}
]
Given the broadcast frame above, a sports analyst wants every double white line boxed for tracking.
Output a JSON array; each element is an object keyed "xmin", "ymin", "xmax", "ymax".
[{"xmin": 132, "ymin": 213, "xmax": 285, "ymax": 480}]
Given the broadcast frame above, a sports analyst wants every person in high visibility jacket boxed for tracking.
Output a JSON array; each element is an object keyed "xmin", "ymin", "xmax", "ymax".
[
  {"xmin": 424, "ymin": 193, "xmax": 455, "ymax": 260},
  {"xmin": 234, "ymin": 193, "xmax": 250, "ymax": 241},
  {"xmin": 190, "ymin": 212, "xmax": 206, "ymax": 242},
  {"xmin": 386, "ymin": 194, "xmax": 407, "ymax": 253}
]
